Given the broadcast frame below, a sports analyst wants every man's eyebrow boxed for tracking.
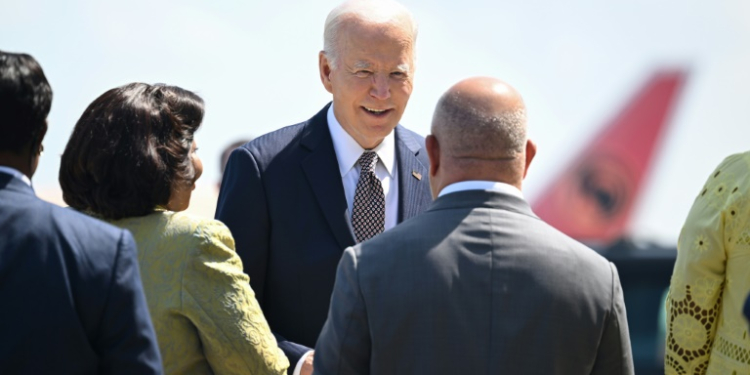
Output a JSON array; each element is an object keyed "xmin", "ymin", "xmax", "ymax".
[
  {"xmin": 352, "ymin": 61, "xmax": 372, "ymax": 70},
  {"xmin": 394, "ymin": 64, "xmax": 411, "ymax": 73}
]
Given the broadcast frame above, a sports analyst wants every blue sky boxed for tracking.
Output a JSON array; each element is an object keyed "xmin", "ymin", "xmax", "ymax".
[{"xmin": 3, "ymin": 0, "xmax": 749, "ymax": 244}]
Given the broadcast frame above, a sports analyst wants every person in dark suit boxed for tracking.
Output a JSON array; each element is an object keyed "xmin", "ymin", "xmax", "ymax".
[
  {"xmin": 314, "ymin": 77, "xmax": 635, "ymax": 375},
  {"xmin": 215, "ymin": 1, "xmax": 431, "ymax": 374},
  {"xmin": 0, "ymin": 50, "xmax": 163, "ymax": 375},
  {"xmin": 218, "ymin": 138, "xmax": 252, "ymax": 190}
]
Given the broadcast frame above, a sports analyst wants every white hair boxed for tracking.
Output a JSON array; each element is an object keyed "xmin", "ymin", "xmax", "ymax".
[{"xmin": 323, "ymin": 0, "xmax": 418, "ymax": 68}]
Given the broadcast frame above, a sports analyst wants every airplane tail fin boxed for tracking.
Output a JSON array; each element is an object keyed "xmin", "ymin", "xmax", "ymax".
[{"xmin": 531, "ymin": 70, "xmax": 687, "ymax": 245}]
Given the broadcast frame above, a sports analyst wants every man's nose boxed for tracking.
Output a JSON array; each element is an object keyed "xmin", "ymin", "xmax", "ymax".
[{"xmin": 369, "ymin": 74, "xmax": 390, "ymax": 100}]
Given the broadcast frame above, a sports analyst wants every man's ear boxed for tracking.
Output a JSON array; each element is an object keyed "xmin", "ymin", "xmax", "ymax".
[
  {"xmin": 319, "ymin": 51, "xmax": 334, "ymax": 94},
  {"xmin": 425, "ymin": 134, "xmax": 442, "ymax": 199},
  {"xmin": 523, "ymin": 138, "xmax": 536, "ymax": 179},
  {"xmin": 426, "ymin": 135, "xmax": 440, "ymax": 178},
  {"xmin": 38, "ymin": 122, "xmax": 48, "ymax": 145},
  {"xmin": 31, "ymin": 121, "xmax": 49, "ymax": 155}
]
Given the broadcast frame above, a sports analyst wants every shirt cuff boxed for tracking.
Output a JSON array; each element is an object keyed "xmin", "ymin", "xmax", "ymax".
[{"xmin": 293, "ymin": 350, "xmax": 313, "ymax": 375}]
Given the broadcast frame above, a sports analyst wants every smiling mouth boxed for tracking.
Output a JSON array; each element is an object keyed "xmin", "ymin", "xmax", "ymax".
[{"xmin": 362, "ymin": 106, "xmax": 392, "ymax": 116}]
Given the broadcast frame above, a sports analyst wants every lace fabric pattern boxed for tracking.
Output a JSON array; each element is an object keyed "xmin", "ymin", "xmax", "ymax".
[
  {"xmin": 110, "ymin": 211, "xmax": 289, "ymax": 375},
  {"xmin": 666, "ymin": 152, "xmax": 750, "ymax": 375}
]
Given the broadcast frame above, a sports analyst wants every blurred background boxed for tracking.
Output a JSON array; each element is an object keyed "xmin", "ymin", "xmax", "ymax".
[{"xmin": 3, "ymin": 0, "xmax": 749, "ymax": 372}]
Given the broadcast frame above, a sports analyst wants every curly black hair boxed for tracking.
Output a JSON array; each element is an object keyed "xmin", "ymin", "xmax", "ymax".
[{"xmin": 60, "ymin": 83, "xmax": 204, "ymax": 219}]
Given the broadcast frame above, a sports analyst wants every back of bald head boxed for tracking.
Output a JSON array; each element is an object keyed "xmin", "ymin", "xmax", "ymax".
[{"xmin": 432, "ymin": 77, "xmax": 527, "ymax": 163}]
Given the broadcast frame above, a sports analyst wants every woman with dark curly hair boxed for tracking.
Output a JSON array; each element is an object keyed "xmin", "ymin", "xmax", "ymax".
[{"xmin": 59, "ymin": 83, "xmax": 288, "ymax": 375}]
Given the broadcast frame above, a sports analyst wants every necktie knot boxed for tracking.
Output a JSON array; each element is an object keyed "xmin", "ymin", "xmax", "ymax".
[{"xmin": 358, "ymin": 151, "xmax": 378, "ymax": 172}]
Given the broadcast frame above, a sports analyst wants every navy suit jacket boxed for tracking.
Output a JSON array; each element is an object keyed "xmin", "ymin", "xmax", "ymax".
[
  {"xmin": 0, "ymin": 172, "xmax": 163, "ymax": 374},
  {"xmin": 216, "ymin": 104, "xmax": 432, "ymax": 370}
]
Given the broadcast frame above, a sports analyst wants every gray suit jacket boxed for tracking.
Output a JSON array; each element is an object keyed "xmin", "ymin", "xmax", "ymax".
[{"xmin": 314, "ymin": 189, "xmax": 634, "ymax": 375}]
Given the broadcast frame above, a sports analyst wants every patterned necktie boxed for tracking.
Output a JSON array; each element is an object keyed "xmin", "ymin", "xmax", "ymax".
[{"xmin": 352, "ymin": 151, "xmax": 385, "ymax": 243}]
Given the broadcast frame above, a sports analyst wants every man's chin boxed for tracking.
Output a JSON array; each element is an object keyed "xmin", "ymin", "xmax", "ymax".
[
  {"xmin": 359, "ymin": 115, "xmax": 399, "ymax": 132},
  {"xmin": 351, "ymin": 126, "xmax": 396, "ymax": 149},
  {"xmin": 364, "ymin": 124, "xmax": 397, "ymax": 138}
]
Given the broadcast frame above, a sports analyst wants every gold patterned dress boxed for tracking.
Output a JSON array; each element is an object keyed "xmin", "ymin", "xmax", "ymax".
[
  {"xmin": 109, "ymin": 210, "xmax": 289, "ymax": 375},
  {"xmin": 666, "ymin": 151, "xmax": 750, "ymax": 374}
]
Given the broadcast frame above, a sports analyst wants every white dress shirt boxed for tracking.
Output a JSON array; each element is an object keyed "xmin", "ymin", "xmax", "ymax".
[
  {"xmin": 0, "ymin": 166, "xmax": 31, "ymax": 186},
  {"xmin": 438, "ymin": 180, "xmax": 524, "ymax": 199},
  {"xmin": 293, "ymin": 105, "xmax": 401, "ymax": 375},
  {"xmin": 327, "ymin": 104, "xmax": 399, "ymax": 232}
]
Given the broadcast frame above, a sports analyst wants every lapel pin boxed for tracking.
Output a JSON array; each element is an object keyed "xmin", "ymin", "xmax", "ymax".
[{"xmin": 412, "ymin": 171, "xmax": 422, "ymax": 180}]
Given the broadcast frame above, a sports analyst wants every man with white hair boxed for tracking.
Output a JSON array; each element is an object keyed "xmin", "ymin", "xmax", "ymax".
[
  {"xmin": 215, "ymin": 1, "xmax": 432, "ymax": 374},
  {"xmin": 314, "ymin": 77, "xmax": 634, "ymax": 374}
]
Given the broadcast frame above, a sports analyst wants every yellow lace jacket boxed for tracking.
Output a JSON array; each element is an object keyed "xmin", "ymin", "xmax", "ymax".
[
  {"xmin": 666, "ymin": 152, "xmax": 750, "ymax": 374},
  {"xmin": 110, "ymin": 211, "xmax": 289, "ymax": 375}
]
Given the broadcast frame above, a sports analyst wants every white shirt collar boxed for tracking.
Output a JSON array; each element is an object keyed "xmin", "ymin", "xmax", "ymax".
[
  {"xmin": 327, "ymin": 104, "xmax": 396, "ymax": 178},
  {"xmin": 0, "ymin": 166, "xmax": 31, "ymax": 186},
  {"xmin": 438, "ymin": 180, "xmax": 524, "ymax": 199}
]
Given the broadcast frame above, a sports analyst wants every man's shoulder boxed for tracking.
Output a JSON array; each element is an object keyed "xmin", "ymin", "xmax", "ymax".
[
  {"xmin": 1, "ymin": 197, "xmax": 128, "ymax": 270},
  {"xmin": 50, "ymin": 207, "xmax": 136, "ymax": 283},
  {"xmin": 48, "ymin": 204, "xmax": 128, "ymax": 246},
  {"xmin": 519, "ymin": 216, "xmax": 616, "ymax": 292},
  {"xmin": 244, "ymin": 121, "xmax": 308, "ymax": 154},
  {"xmin": 395, "ymin": 124, "xmax": 425, "ymax": 141},
  {"xmin": 502, "ymin": 210, "xmax": 610, "ymax": 268},
  {"xmin": 9, "ymin": 193, "xmax": 123, "ymax": 239},
  {"xmin": 395, "ymin": 124, "xmax": 426, "ymax": 150},
  {"xmin": 357, "ymin": 201, "xmax": 612, "ymax": 276},
  {"xmin": 241, "ymin": 105, "xmax": 329, "ymax": 159},
  {"xmin": 539, "ymin": 219, "xmax": 607, "ymax": 258}
]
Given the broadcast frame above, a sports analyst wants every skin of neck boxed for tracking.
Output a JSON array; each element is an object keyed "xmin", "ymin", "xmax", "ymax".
[
  {"xmin": 0, "ymin": 149, "xmax": 36, "ymax": 179},
  {"xmin": 427, "ymin": 135, "xmax": 535, "ymax": 199},
  {"xmin": 437, "ymin": 160, "xmax": 524, "ymax": 194},
  {"xmin": 0, "ymin": 125, "xmax": 47, "ymax": 180}
]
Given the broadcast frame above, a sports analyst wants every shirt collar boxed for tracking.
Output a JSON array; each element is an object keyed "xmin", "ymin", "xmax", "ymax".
[
  {"xmin": 327, "ymin": 104, "xmax": 396, "ymax": 177},
  {"xmin": 0, "ymin": 166, "xmax": 32, "ymax": 186},
  {"xmin": 438, "ymin": 180, "xmax": 524, "ymax": 199}
]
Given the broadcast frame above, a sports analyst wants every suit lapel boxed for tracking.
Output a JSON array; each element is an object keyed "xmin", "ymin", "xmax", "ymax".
[
  {"xmin": 395, "ymin": 126, "xmax": 430, "ymax": 222},
  {"xmin": 300, "ymin": 104, "xmax": 357, "ymax": 249}
]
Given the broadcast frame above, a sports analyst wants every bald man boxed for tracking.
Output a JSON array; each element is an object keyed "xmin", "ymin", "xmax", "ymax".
[{"xmin": 314, "ymin": 77, "xmax": 634, "ymax": 375}]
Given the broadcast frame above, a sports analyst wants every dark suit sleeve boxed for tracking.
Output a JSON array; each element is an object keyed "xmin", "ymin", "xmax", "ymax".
[
  {"xmin": 216, "ymin": 147, "xmax": 312, "ymax": 370},
  {"xmin": 274, "ymin": 334, "xmax": 310, "ymax": 374},
  {"xmin": 313, "ymin": 247, "xmax": 371, "ymax": 375},
  {"xmin": 96, "ymin": 230, "xmax": 163, "ymax": 375},
  {"xmin": 591, "ymin": 263, "xmax": 634, "ymax": 375},
  {"xmin": 216, "ymin": 147, "xmax": 270, "ymax": 305}
]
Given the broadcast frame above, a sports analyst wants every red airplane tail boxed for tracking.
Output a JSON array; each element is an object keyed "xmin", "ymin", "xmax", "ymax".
[{"xmin": 532, "ymin": 70, "xmax": 687, "ymax": 245}]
